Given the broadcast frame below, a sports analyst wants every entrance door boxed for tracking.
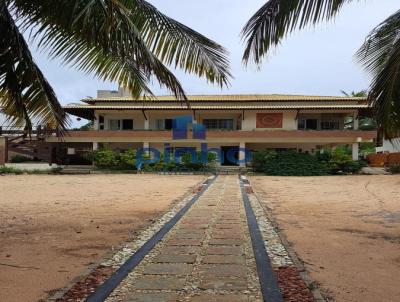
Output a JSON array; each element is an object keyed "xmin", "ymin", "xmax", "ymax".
[{"xmin": 221, "ymin": 146, "xmax": 238, "ymax": 166}]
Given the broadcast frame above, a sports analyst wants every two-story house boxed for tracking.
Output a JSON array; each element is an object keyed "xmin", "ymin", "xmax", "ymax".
[{"xmin": 42, "ymin": 89, "xmax": 377, "ymax": 166}]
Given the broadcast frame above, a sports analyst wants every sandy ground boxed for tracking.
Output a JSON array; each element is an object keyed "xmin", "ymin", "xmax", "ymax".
[
  {"xmin": 0, "ymin": 174, "xmax": 204, "ymax": 302},
  {"xmin": 251, "ymin": 175, "xmax": 400, "ymax": 302}
]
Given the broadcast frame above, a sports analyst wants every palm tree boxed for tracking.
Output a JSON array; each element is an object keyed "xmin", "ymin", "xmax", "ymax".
[
  {"xmin": 1, "ymin": 1, "xmax": 231, "ymax": 132},
  {"xmin": 341, "ymin": 89, "xmax": 377, "ymax": 130},
  {"xmin": 340, "ymin": 90, "xmax": 368, "ymax": 98},
  {"xmin": 242, "ymin": 1, "xmax": 400, "ymax": 137}
]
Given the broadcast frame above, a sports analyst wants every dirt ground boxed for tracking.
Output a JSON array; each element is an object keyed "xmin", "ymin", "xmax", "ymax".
[
  {"xmin": 0, "ymin": 174, "xmax": 204, "ymax": 302},
  {"xmin": 251, "ymin": 175, "xmax": 400, "ymax": 302}
]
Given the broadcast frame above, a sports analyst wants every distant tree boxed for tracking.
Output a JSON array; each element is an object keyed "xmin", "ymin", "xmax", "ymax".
[{"xmin": 340, "ymin": 90, "xmax": 368, "ymax": 98}]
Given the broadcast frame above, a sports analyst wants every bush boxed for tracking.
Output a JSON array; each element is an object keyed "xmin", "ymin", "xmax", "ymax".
[
  {"xmin": 252, "ymin": 149, "xmax": 276, "ymax": 172},
  {"xmin": 252, "ymin": 148, "xmax": 365, "ymax": 176},
  {"xmin": 389, "ymin": 165, "xmax": 400, "ymax": 174},
  {"xmin": 181, "ymin": 151, "xmax": 217, "ymax": 171},
  {"xmin": 119, "ymin": 149, "xmax": 137, "ymax": 169},
  {"xmin": 90, "ymin": 148, "xmax": 119, "ymax": 169},
  {"xmin": 141, "ymin": 151, "xmax": 217, "ymax": 172},
  {"xmin": 10, "ymin": 155, "xmax": 31, "ymax": 163},
  {"xmin": 329, "ymin": 148, "xmax": 365, "ymax": 174},
  {"xmin": 259, "ymin": 150, "xmax": 330, "ymax": 176}
]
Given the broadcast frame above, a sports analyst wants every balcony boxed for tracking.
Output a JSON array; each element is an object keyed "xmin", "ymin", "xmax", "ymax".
[{"xmin": 45, "ymin": 129, "xmax": 377, "ymax": 144}]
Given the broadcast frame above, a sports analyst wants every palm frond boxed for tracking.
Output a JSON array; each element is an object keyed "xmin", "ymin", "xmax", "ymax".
[
  {"xmin": 12, "ymin": 0, "xmax": 231, "ymax": 105},
  {"xmin": 356, "ymin": 10, "xmax": 400, "ymax": 137},
  {"xmin": 128, "ymin": 0, "xmax": 231, "ymax": 87},
  {"xmin": 242, "ymin": 0, "xmax": 353, "ymax": 65},
  {"xmin": 0, "ymin": 2, "xmax": 67, "ymax": 131}
]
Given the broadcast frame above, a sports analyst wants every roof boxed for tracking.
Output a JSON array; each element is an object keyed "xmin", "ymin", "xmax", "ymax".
[
  {"xmin": 65, "ymin": 94, "xmax": 371, "ymax": 119},
  {"xmin": 82, "ymin": 94, "xmax": 367, "ymax": 103}
]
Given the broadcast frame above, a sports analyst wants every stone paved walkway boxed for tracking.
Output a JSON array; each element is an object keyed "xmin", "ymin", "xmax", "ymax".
[{"xmin": 106, "ymin": 176, "xmax": 263, "ymax": 302}]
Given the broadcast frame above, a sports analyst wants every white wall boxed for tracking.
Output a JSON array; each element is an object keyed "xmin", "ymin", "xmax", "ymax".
[{"xmin": 382, "ymin": 138, "xmax": 400, "ymax": 153}]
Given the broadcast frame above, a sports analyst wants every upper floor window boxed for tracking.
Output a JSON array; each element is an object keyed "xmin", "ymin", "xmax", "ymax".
[
  {"xmin": 156, "ymin": 119, "xmax": 173, "ymax": 130},
  {"xmin": 298, "ymin": 119, "xmax": 318, "ymax": 130},
  {"xmin": 321, "ymin": 121, "xmax": 340, "ymax": 130},
  {"xmin": 109, "ymin": 119, "xmax": 134, "ymax": 130},
  {"xmin": 203, "ymin": 119, "xmax": 234, "ymax": 130}
]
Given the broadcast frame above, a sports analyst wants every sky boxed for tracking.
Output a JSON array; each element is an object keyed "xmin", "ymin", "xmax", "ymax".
[{"xmin": 29, "ymin": 0, "xmax": 399, "ymax": 104}]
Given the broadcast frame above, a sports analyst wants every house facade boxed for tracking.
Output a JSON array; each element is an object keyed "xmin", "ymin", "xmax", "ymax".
[{"xmin": 42, "ymin": 89, "xmax": 377, "ymax": 166}]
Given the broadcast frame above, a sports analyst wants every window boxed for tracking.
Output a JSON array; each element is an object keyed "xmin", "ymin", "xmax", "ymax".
[
  {"xmin": 321, "ymin": 121, "xmax": 340, "ymax": 130},
  {"xmin": 122, "ymin": 119, "xmax": 133, "ymax": 130},
  {"xmin": 298, "ymin": 119, "xmax": 318, "ymax": 130},
  {"xmin": 109, "ymin": 119, "xmax": 134, "ymax": 130},
  {"xmin": 165, "ymin": 119, "xmax": 173, "ymax": 130},
  {"xmin": 156, "ymin": 119, "xmax": 173, "ymax": 130},
  {"xmin": 98, "ymin": 115, "xmax": 105, "ymax": 130},
  {"xmin": 156, "ymin": 119, "xmax": 164, "ymax": 130},
  {"xmin": 203, "ymin": 119, "xmax": 234, "ymax": 130},
  {"xmin": 109, "ymin": 119, "xmax": 120, "ymax": 130}
]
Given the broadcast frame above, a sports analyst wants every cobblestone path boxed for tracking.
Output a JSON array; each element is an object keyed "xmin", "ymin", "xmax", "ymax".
[{"xmin": 105, "ymin": 176, "xmax": 264, "ymax": 302}]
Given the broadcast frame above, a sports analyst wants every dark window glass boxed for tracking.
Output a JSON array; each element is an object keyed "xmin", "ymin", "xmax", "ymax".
[
  {"xmin": 165, "ymin": 119, "xmax": 173, "ymax": 130},
  {"xmin": 99, "ymin": 116, "xmax": 104, "ymax": 123},
  {"xmin": 122, "ymin": 119, "xmax": 133, "ymax": 130},
  {"xmin": 307, "ymin": 119, "xmax": 318, "ymax": 130}
]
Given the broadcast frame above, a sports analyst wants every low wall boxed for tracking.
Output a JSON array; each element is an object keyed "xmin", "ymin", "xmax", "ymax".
[
  {"xmin": 367, "ymin": 152, "xmax": 400, "ymax": 167},
  {"xmin": 5, "ymin": 163, "xmax": 59, "ymax": 171},
  {"xmin": 0, "ymin": 137, "xmax": 7, "ymax": 165}
]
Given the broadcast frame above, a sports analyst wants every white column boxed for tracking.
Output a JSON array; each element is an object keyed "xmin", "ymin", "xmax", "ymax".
[
  {"xmin": 144, "ymin": 119, "xmax": 149, "ymax": 130},
  {"xmin": 352, "ymin": 143, "xmax": 359, "ymax": 161},
  {"xmin": 94, "ymin": 113, "xmax": 99, "ymax": 130},
  {"xmin": 93, "ymin": 142, "xmax": 99, "ymax": 151},
  {"xmin": 353, "ymin": 113, "xmax": 359, "ymax": 130},
  {"xmin": 239, "ymin": 142, "xmax": 246, "ymax": 167}
]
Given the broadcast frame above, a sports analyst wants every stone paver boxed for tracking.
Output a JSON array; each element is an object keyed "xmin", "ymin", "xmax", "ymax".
[
  {"xmin": 106, "ymin": 176, "xmax": 263, "ymax": 302},
  {"xmin": 125, "ymin": 292, "xmax": 179, "ymax": 302},
  {"xmin": 143, "ymin": 263, "xmax": 192, "ymax": 275},
  {"xmin": 189, "ymin": 294, "xmax": 249, "ymax": 302},
  {"xmin": 205, "ymin": 246, "xmax": 244, "ymax": 255},
  {"xmin": 153, "ymin": 254, "xmax": 197, "ymax": 264},
  {"xmin": 132, "ymin": 276, "xmax": 186, "ymax": 290},
  {"xmin": 203, "ymin": 255, "xmax": 245, "ymax": 264}
]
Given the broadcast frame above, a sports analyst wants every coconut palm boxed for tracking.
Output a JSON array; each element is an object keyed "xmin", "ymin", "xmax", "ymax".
[
  {"xmin": 341, "ymin": 89, "xmax": 377, "ymax": 130},
  {"xmin": 242, "ymin": 1, "xmax": 400, "ymax": 137},
  {"xmin": 340, "ymin": 90, "xmax": 368, "ymax": 98},
  {"xmin": 0, "ymin": 1, "xmax": 231, "ymax": 131}
]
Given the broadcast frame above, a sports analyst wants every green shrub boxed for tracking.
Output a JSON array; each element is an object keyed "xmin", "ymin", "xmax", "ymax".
[
  {"xmin": 119, "ymin": 149, "xmax": 137, "ymax": 169},
  {"xmin": 260, "ymin": 150, "xmax": 329, "ymax": 176},
  {"xmin": 329, "ymin": 148, "xmax": 365, "ymax": 174},
  {"xmin": 181, "ymin": 151, "xmax": 217, "ymax": 171},
  {"xmin": 90, "ymin": 148, "xmax": 118, "ymax": 168},
  {"xmin": 10, "ymin": 155, "xmax": 31, "ymax": 163},
  {"xmin": 0, "ymin": 166, "xmax": 24, "ymax": 174},
  {"xmin": 389, "ymin": 165, "xmax": 400, "ymax": 174},
  {"xmin": 141, "ymin": 151, "xmax": 217, "ymax": 172},
  {"xmin": 252, "ymin": 149, "xmax": 276, "ymax": 172}
]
